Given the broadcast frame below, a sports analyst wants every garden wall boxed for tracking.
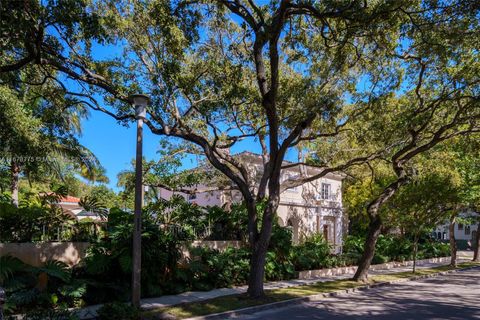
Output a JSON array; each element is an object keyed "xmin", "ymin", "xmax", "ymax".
[
  {"xmin": 180, "ymin": 240, "xmax": 244, "ymax": 260},
  {"xmin": 0, "ymin": 242, "xmax": 90, "ymax": 267},
  {"xmin": 0, "ymin": 240, "xmax": 244, "ymax": 267},
  {"xmin": 298, "ymin": 256, "xmax": 451, "ymax": 279}
]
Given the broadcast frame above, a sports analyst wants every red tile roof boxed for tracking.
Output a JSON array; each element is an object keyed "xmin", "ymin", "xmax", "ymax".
[{"xmin": 60, "ymin": 195, "xmax": 81, "ymax": 203}]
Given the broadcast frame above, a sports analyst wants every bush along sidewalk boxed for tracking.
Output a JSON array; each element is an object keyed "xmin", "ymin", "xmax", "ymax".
[
  {"xmin": 0, "ymin": 229, "xmax": 450, "ymax": 317},
  {"xmin": 143, "ymin": 262, "xmax": 480, "ymax": 320},
  {"xmin": 0, "ymin": 205, "xmax": 450, "ymax": 317}
]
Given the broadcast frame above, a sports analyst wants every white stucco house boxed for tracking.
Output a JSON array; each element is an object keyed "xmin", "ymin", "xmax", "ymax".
[
  {"xmin": 433, "ymin": 211, "xmax": 478, "ymax": 243},
  {"xmin": 156, "ymin": 152, "xmax": 346, "ymax": 251}
]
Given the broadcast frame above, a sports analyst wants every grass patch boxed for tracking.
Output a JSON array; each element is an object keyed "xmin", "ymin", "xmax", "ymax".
[{"xmin": 144, "ymin": 262, "xmax": 480, "ymax": 319}]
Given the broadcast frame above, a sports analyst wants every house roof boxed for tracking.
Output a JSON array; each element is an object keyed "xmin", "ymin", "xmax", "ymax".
[
  {"xmin": 158, "ymin": 151, "xmax": 345, "ymax": 187},
  {"xmin": 235, "ymin": 151, "xmax": 346, "ymax": 180},
  {"xmin": 59, "ymin": 195, "xmax": 81, "ymax": 203}
]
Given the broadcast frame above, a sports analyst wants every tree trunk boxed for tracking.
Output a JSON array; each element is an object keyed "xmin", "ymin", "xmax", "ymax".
[
  {"xmin": 449, "ymin": 215, "xmax": 457, "ymax": 267},
  {"xmin": 353, "ymin": 216, "xmax": 382, "ymax": 281},
  {"xmin": 473, "ymin": 221, "xmax": 480, "ymax": 262},
  {"xmin": 353, "ymin": 175, "xmax": 408, "ymax": 282},
  {"xmin": 247, "ymin": 243, "xmax": 268, "ymax": 298},
  {"xmin": 10, "ymin": 160, "xmax": 20, "ymax": 207},
  {"xmin": 413, "ymin": 234, "xmax": 418, "ymax": 273},
  {"xmin": 246, "ymin": 197, "xmax": 276, "ymax": 298}
]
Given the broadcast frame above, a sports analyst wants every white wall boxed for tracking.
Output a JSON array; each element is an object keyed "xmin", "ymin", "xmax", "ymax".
[{"xmin": 435, "ymin": 223, "xmax": 478, "ymax": 241}]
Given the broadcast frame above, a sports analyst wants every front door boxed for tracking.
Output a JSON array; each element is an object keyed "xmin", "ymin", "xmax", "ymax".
[
  {"xmin": 323, "ymin": 216, "xmax": 336, "ymax": 247},
  {"xmin": 323, "ymin": 224, "xmax": 329, "ymax": 242}
]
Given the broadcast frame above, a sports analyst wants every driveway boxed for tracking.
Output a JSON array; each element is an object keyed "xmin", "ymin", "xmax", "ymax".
[{"xmin": 238, "ymin": 268, "xmax": 480, "ymax": 320}]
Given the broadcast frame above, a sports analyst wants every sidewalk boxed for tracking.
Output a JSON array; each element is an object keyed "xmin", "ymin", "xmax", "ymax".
[
  {"xmin": 141, "ymin": 258, "xmax": 460, "ymax": 309},
  {"xmin": 77, "ymin": 252, "xmax": 472, "ymax": 319}
]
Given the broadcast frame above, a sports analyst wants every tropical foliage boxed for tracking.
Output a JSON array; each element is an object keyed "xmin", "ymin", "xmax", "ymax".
[
  {"xmin": 0, "ymin": 187, "xmax": 103, "ymax": 243},
  {"xmin": 1, "ymin": 197, "xmax": 452, "ymax": 316},
  {"xmin": 2, "ymin": 0, "xmax": 479, "ymax": 296},
  {"xmin": 343, "ymin": 235, "xmax": 450, "ymax": 265},
  {"xmin": 0, "ymin": 255, "xmax": 84, "ymax": 315}
]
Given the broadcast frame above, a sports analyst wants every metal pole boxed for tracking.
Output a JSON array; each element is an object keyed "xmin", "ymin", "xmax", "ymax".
[{"xmin": 132, "ymin": 116, "xmax": 144, "ymax": 308}]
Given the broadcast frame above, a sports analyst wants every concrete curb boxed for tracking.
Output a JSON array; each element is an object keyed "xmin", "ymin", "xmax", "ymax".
[{"xmin": 182, "ymin": 265, "xmax": 480, "ymax": 320}]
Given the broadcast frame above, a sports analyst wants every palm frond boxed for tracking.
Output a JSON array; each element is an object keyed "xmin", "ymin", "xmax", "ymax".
[
  {"xmin": 0, "ymin": 255, "xmax": 27, "ymax": 284},
  {"xmin": 79, "ymin": 195, "xmax": 108, "ymax": 218},
  {"xmin": 36, "ymin": 260, "xmax": 71, "ymax": 283}
]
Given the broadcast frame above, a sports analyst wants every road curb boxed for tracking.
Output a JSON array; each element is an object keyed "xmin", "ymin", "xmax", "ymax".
[{"xmin": 182, "ymin": 265, "xmax": 480, "ymax": 320}]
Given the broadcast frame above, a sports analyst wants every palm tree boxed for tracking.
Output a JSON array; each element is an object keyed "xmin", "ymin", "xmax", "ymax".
[
  {"xmin": 78, "ymin": 195, "xmax": 108, "ymax": 219},
  {"xmin": 0, "ymin": 72, "xmax": 105, "ymax": 206}
]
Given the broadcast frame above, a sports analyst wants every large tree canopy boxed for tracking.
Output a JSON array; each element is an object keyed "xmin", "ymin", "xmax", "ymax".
[{"xmin": 1, "ymin": 0, "xmax": 479, "ymax": 296}]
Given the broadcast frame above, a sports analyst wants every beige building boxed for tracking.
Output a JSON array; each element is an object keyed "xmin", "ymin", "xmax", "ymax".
[{"xmin": 157, "ymin": 152, "xmax": 345, "ymax": 251}]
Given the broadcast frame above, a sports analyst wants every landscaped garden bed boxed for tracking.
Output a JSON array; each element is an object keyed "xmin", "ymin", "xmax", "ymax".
[
  {"xmin": 0, "ymin": 196, "xmax": 451, "ymax": 318},
  {"xmin": 143, "ymin": 262, "xmax": 480, "ymax": 320}
]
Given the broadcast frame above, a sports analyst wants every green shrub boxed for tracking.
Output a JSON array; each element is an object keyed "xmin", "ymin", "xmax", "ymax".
[
  {"xmin": 0, "ymin": 255, "xmax": 84, "ymax": 316},
  {"xmin": 292, "ymin": 234, "xmax": 331, "ymax": 271},
  {"xmin": 418, "ymin": 241, "xmax": 450, "ymax": 259},
  {"xmin": 342, "ymin": 235, "xmax": 365, "ymax": 263},
  {"xmin": 343, "ymin": 234, "xmax": 449, "ymax": 265},
  {"xmin": 206, "ymin": 204, "xmax": 249, "ymax": 241},
  {"xmin": 182, "ymin": 246, "xmax": 250, "ymax": 290},
  {"xmin": 7, "ymin": 309, "xmax": 80, "ymax": 320},
  {"xmin": 96, "ymin": 302, "xmax": 139, "ymax": 320},
  {"xmin": 0, "ymin": 189, "xmax": 101, "ymax": 243},
  {"xmin": 79, "ymin": 209, "xmax": 182, "ymax": 304},
  {"xmin": 266, "ymin": 225, "xmax": 295, "ymax": 280},
  {"xmin": 181, "ymin": 225, "xmax": 295, "ymax": 288}
]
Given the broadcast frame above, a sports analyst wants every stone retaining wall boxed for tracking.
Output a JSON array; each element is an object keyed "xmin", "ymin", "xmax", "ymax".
[
  {"xmin": 0, "ymin": 242, "xmax": 90, "ymax": 267},
  {"xmin": 0, "ymin": 240, "xmax": 244, "ymax": 267},
  {"xmin": 181, "ymin": 240, "xmax": 244, "ymax": 260},
  {"xmin": 298, "ymin": 256, "xmax": 451, "ymax": 279}
]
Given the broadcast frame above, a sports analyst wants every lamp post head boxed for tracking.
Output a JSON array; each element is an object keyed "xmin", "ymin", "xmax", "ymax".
[{"xmin": 129, "ymin": 94, "xmax": 150, "ymax": 120}]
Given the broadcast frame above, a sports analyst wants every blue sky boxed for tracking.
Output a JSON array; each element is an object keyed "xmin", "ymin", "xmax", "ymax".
[
  {"xmin": 77, "ymin": 110, "xmax": 271, "ymax": 191},
  {"xmin": 78, "ymin": 111, "xmax": 158, "ymax": 191},
  {"xmin": 77, "ymin": 108, "xmax": 301, "ymax": 191}
]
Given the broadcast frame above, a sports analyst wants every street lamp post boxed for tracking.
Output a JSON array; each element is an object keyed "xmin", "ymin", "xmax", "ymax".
[{"xmin": 129, "ymin": 94, "xmax": 150, "ymax": 308}]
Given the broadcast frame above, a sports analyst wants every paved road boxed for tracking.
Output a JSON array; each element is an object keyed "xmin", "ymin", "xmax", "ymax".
[{"xmin": 239, "ymin": 268, "xmax": 480, "ymax": 320}]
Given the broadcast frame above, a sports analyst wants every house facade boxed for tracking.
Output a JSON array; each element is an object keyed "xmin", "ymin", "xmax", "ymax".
[
  {"xmin": 157, "ymin": 152, "xmax": 346, "ymax": 251},
  {"xmin": 433, "ymin": 211, "xmax": 478, "ymax": 243},
  {"xmin": 57, "ymin": 196, "xmax": 104, "ymax": 221}
]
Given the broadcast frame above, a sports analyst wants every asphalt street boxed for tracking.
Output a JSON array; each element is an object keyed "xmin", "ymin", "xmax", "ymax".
[{"xmin": 238, "ymin": 267, "xmax": 480, "ymax": 320}]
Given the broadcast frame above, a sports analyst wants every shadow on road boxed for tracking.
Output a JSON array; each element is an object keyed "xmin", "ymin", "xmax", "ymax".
[{"xmin": 242, "ymin": 269, "xmax": 480, "ymax": 320}]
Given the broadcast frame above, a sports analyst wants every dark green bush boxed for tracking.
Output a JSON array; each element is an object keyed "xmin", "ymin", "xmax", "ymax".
[
  {"xmin": 265, "ymin": 225, "xmax": 295, "ymax": 280},
  {"xmin": 291, "ymin": 234, "xmax": 331, "ymax": 271},
  {"xmin": 206, "ymin": 204, "xmax": 249, "ymax": 241},
  {"xmin": 0, "ymin": 255, "xmax": 85, "ymax": 316},
  {"xmin": 343, "ymin": 234, "xmax": 449, "ymax": 265},
  {"xmin": 96, "ymin": 302, "xmax": 139, "ymax": 320},
  {"xmin": 78, "ymin": 209, "xmax": 182, "ymax": 304},
  {"xmin": 181, "ymin": 225, "xmax": 295, "ymax": 288},
  {"xmin": 5, "ymin": 309, "xmax": 79, "ymax": 320},
  {"xmin": 189, "ymin": 246, "xmax": 251, "ymax": 289},
  {"xmin": 417, "ymin": 241, "xmax": 450, "ymax": 259}
]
